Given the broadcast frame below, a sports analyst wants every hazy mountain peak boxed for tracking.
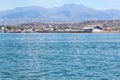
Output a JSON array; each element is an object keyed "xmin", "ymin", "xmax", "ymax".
[
  {"xmin": 63, "ymin": 3, "xmax": 84, "ymax": 7},
  {"xmin": 0, "ymin": 4, "xmax": 120, "ymax": 24}
]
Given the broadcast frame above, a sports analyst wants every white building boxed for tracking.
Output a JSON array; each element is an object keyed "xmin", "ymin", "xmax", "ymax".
[
  {"xmin": 92, "ymin": 26, "xmax": 103, "ymax": 32},
  {"xmin": 1, "ymin": 27, "xmax": 6, "ymax": 33},
  {"xmin": 83, "ymin": 25, "xmax": 103, "ymax": 33},
  {"xmin": 44, "ymin": 25, "xmax": 54, "ymax": 31}
]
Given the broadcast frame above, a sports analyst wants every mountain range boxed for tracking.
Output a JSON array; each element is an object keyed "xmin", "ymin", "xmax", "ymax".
[{"xmin": 0, "ymin": 4, "xmax": 120, "ymax": 24}]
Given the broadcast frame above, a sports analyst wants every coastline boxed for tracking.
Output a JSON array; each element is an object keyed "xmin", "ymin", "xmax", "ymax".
[{"xmin": 1, "ymin": 31, "xmax": 120, "ymax": 34}]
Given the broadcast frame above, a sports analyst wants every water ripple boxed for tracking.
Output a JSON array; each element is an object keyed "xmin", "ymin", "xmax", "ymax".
[{"xmin": 0, "ymin": 33, "xmax": 120, "ymax": 80}]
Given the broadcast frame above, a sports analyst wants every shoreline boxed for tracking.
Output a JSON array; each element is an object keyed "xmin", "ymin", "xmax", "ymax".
[{"xmin": 0, "ymin": 31, "xmax": 120, "ymax": 34}]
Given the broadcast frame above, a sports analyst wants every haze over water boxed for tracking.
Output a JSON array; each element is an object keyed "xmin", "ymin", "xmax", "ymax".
[{"xmin": 0, "ymin": 33, "xmax": 120, "ymax": 80}]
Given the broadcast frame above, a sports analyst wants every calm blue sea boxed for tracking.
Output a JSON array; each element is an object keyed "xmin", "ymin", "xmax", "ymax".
[{"xmin": 0, "ymin": 33, "xmax": 120, "ymax": 80}]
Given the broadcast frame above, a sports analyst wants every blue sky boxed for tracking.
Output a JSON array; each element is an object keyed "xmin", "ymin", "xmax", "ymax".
[{"xmin": 0, "ymin": 0, "xmax": 120, "ymax": 11}]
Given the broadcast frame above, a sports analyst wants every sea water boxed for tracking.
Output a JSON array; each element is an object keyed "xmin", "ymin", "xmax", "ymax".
[{"xmin": 0, "ymin": 33, "xmax": 120, "ymax": 80}]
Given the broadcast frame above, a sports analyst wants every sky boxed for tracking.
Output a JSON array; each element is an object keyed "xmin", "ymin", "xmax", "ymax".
[{"xmin": 0, "ymin": 0, "xmax": 120, "ymax": 11}]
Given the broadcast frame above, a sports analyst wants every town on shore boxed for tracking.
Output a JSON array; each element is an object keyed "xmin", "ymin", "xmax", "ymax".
[{"xmin": 1, "ymin": 20, "xmax": 120, "ymax": 33}]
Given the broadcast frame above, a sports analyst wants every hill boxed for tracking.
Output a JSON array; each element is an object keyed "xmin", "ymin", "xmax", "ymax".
[
  {"xmin": 16, "ymin": 20, "xmax": 120, "ymax": 30},
  {"xmin": 0, "ymin": 4, "xmax": 120, "ymax": 24}
]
